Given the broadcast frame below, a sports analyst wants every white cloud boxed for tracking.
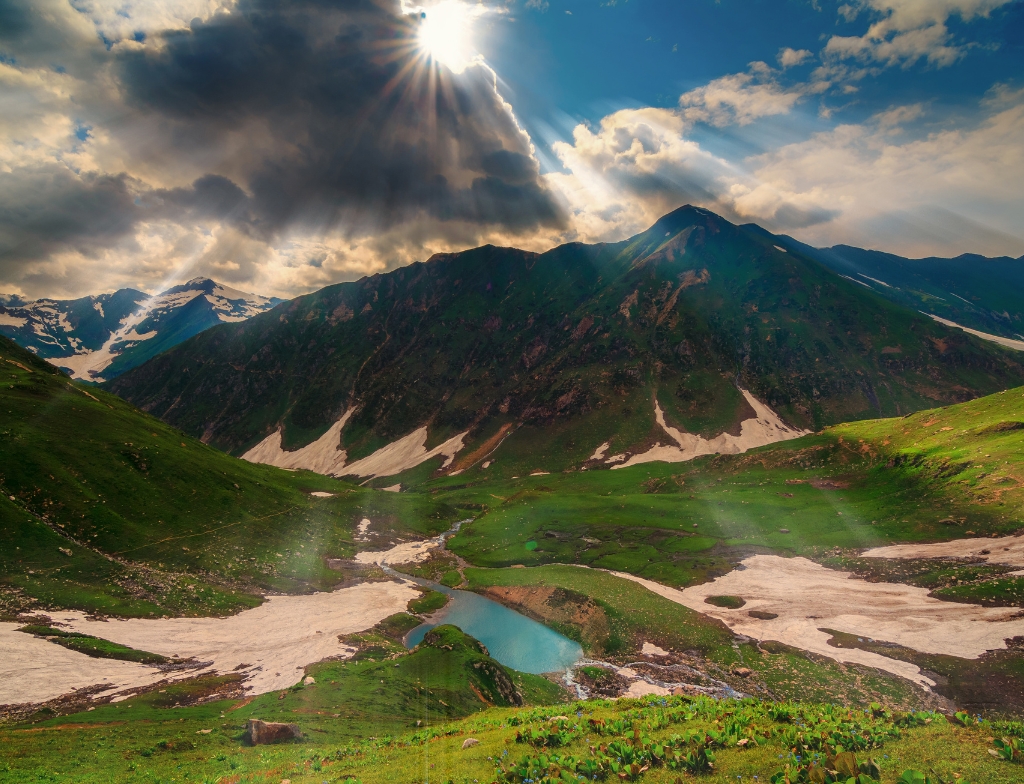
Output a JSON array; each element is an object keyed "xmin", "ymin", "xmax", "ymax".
[
  {"xmin": 73, "ymin": 0, "xmax": 235, "ymax": 41},
  {"xmin": 745, "ymin": 90, "xmax": 1024, "ymax": 256},
  {"xmin": 544, "ymin": 107, "xmax": 737, "ymax": 241},
  {"xmin": 678, "ymin": 67, "xmax": 805, "ymax": 127},
  {"xmin": 541, "ymin": 86, "xmax": 1024, "ymax": 259},
  {"xmin": 778, "ymin": 48, "xmax": 813, "ymax": 68},
  {"xmin": 824, "ymin": 0, "xmax": 1014, "ymax": 68},
  {"xmin": 874, "ymin": 103, "xmax": 926, "ymax": 128}
]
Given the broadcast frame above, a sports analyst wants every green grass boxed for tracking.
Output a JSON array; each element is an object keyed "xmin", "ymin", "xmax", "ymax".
[
  {"xmin": 3, "ymin": 690, "xmax": 1021, "ymax": 783},
  {"xmin": 424, "ymin": 386, "xmax": 1024, "ymax": 607},
  {"xmin": 408, "ymin": 589, "xmax": 449, "ymax": 615},
  {"xmin": 0, "ymin": 336, "xmax": 466, "ymax": 618},
  {"xmin": 17, "ymin": 625, "xmax": 168, "ymax": 664},
  {"xmin": 704, "ymin": 595, "xmax": 745, "ymax": 609}
]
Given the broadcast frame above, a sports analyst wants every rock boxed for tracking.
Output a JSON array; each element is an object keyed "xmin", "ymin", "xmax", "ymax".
[
  {"xmin": 58, "ymin": 547, "xmax": 72, "ymax": 557},
  {"xmin": 732, "ymin": 667, "xmax": 753, "ymax": 678},
  {"xmin": 462, "ymin": 738, "xmax": 480, "ymax": 749},
  {"xmin": 244, "ymin": 719, "xmax": 302, "ymax": 745},
  {"xmin": 303, "ymin": 676, "xmax": 315, "ymax": 685}
]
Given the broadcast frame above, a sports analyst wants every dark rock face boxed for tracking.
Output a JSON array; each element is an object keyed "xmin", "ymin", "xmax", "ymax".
[
  {"xmin": 244, "ymin": 718, "xmax": 302, "ymax": 745},
  {"xmin": 470, "ymin": 659, "xmax": 524, "ymax": 707}
]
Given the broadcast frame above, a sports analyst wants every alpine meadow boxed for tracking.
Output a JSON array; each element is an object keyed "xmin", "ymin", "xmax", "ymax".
[{"xmin": 3, "ymin": 2, "xmax": 1024, "ymax": 784}]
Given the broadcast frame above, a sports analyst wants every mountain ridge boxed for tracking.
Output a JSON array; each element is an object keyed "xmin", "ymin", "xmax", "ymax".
[
  {"xmin": 0, "ymin": 277, "xmax": 283, "ymax": 381},
  {"xmin": 742, "ymin": 224, "xmax": 1024, "ymax": 341},
  {"xmin": 107, "ymin": 206, "xmax": 1024, "ymax": 482}
]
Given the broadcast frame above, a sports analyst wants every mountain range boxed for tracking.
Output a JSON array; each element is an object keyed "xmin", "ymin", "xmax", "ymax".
[
  {"xmin": 106, "ymin": 206, "xmax": 1024, "ymax": 484},
  {"xmin": 744, "ymin": 224, "xmax": 1024, "ymax": 343},
  {"xmin": 0, "ymin": 278, "xmax": 282, "ymax": 382}
]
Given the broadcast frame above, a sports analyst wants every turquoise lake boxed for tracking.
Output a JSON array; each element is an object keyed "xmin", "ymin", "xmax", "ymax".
[{"xmin": 405, "ymin": 584, "xmax": 583, "ymax": 674}]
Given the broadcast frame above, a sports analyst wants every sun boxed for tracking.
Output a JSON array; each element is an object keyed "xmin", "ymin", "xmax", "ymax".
[{"xmin": 416, "ymin": 1, "xmax": 480, "ymax": 74}]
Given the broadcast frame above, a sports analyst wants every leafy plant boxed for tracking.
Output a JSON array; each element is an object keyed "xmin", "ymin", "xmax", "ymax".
[{"xmin": 989, "ymin": 736, "xmax": 1023, "ymax": 763}]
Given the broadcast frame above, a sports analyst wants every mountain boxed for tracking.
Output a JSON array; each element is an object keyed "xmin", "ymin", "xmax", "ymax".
[
  {"xmin": 743, "ymin": 224, "xmax": 1024, "ymax": 343},
  {"xmin": 107, "ymin": 206, "xmax": 1024, "ymax": 483},
  {"xmin": 0, "ymin": 278, "xmax": 283, "ymax": 382},
  {"xmin": 0, "ymin": 335, "xmax": 459, "ymax": 619}
]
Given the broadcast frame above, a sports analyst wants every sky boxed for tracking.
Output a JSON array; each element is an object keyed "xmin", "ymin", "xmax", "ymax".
[{"xmin": 0, "ymin": 0, "xmax": 1022, "ymax": 300}]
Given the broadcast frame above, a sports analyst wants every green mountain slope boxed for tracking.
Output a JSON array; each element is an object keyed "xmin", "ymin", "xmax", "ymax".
[
  {"xmin": 109, "ymin": 207, "xmax": 1024, "ymax": 478},
  {"xmin": 0, "ymin": 336, "xmax": 462, "ymax": 618},
  {"xmin": 744, "ymin": 224, "xmax": 1024, "ymax": 341}
]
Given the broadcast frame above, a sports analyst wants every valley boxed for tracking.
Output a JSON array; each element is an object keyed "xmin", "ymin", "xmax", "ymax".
[{"xmin": 2, "ymin": 210, "xmax": 1024, "ymax": 783}]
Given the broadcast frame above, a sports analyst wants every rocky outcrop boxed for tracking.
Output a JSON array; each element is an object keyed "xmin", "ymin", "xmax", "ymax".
[{"xmin": 244, "ymin": 719, "xmax": 302, "ymax": 745}]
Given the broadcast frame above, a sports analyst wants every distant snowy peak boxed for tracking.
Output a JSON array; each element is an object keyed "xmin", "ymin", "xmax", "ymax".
[{"xmin": 0, "ymin": 279, "xmax": 283, "ymax": 381}]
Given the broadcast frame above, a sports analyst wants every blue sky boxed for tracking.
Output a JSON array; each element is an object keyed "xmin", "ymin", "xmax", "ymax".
[
  {"xmin": 486, "ymin": 1, "xmax": 1024, "ymax": 128},
  {"xmin": 0, "ymin": 0, "xmax": 1021, "ymax": 299}
]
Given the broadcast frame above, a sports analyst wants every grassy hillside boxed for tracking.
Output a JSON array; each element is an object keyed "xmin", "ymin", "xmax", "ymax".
[
  {"xmin": 4, "ymin": 682, "xmax": 1023, "ymax": 783},
  {"xmin": 109, "ymin": 207, "xmax": 1024, "ymax": 473},
  {"xmin": 417, "ymin": 386, "xmax": 1024, "ymax": 715},
  {"xmin": 0, "ymin": 335, "xmax": 465, "ymax": 618},
  {"xmin": 419, "ymin": 385, "xmax": 1023, "ymax": 591}
]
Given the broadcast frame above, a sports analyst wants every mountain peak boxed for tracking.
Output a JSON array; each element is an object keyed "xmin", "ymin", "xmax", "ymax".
[{"xmin": 651, "ymin": 204, "xmax": 724, "ymax": 233}]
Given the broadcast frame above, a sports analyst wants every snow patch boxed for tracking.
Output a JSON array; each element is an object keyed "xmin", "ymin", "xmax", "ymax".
[
  {"xmin": 863, "ymin": 533, "xmax": 1024, "ymax": 569},
  {"xmin": 354, "ymin": 539, "xmax": 438, "ymax": 567},
  {"xmin": 589, "ymin": 442, "xmax": 610, "ymax": 461},
  {"xmin": 604, "ymin": 555, "xmax": 1024, "ymax": 688},
  {"xmin": 857, "ymin": 273, "xmax": 891, "ymax": 288},
  {"xmin": 356, "ymin": 518, "xmax": 372, "ymax": 541},
  {"xmin": 611, "ymin": 390, "xmax": 808, "ymax": 470},
  {"xmin": 622, "ymin": 681, "xmax": 671, "ymax": 698},
  {"xmin": 0, "ymin": 313, "xmax": 28, "ymax": 327},
  {"xmin": 0, "ymin": 581, "xmax": 417, "ymax": 705},
  {"xmin": 242, "ymin": 413, "xmax": 468, "ymax": 481},
  {"xmin": 341, "ymin": 427, "xmax": 469, "ymax": 479},
  {"xmin": 840, "ymin": 274, "xmax": 873, "ymax": 289},
  {"xmin": 926, "ymin": 313, "xmax": 1024, "ymax": 351},
  {"xmin": 241, "ymin": 410, "xmax": 354, "ymax": 475}
]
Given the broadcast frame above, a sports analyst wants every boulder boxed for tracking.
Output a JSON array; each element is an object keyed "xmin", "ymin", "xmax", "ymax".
[
  {"xmin": 732, "ymin": 667, "xmax": 753, "ymax": 678},
  {"xmin": 244, "ymin": 719, "xmax": 302, "ymax": 745}
]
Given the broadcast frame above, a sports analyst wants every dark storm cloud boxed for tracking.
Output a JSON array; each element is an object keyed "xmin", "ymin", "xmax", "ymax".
[
  {"xmin": 0, "ymin": 168, "xmax": 249, "ymax": 268},
  {"xmin": 0, "ymin": 0, "xmax": 564, "ymax": 282},
  {"xmin": 115, "ymin": 0, "xmax": 565, "ymax": 238},
  {"xmin": 0, "ymin": 167, "xmax": 140, "ymax": 264}
]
